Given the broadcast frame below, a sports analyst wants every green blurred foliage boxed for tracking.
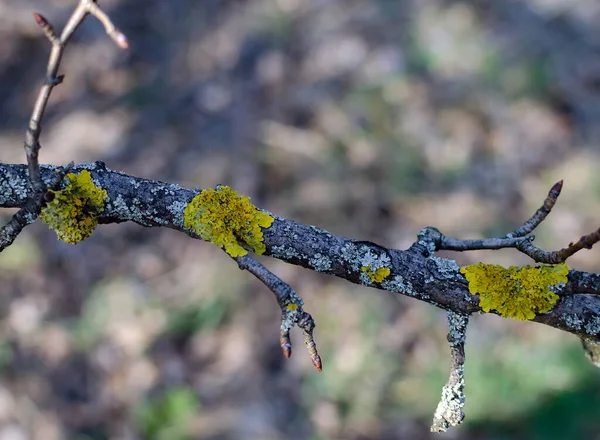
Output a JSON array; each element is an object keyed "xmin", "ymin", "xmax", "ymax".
[{"xmin": 136, "ymin": 387, "xmax": 199, "ymax": 440}]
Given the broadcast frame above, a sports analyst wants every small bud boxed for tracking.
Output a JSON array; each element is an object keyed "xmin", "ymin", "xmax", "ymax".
[
  {"xmin": 33, "ymin": 12, "xmax": 48, "ymax": 26},
  {"xmin": 311, "ymin": 354, "xmax": 323, "ymax": 372},
  {"xmin": 112, "ymin": 31, "xmax": 129, "ymax": 50}
]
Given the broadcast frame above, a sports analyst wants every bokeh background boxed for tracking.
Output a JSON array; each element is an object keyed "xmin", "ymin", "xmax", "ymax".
[{"xmin": 1, "ymin": 0, "xmax": 600, "ymax": 439}]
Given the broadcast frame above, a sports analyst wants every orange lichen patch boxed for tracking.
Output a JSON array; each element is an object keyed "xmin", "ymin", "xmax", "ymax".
[
  {"xmin": 460, "ymin": 263, "xmax": 569, "ymax": 320},
  {"xmin": 40, "ymin": 170, "xmax": 107, "ymax": 244},
  {"xmin": 183, "ymin": 186, "xmax": 274, "ymax": 257},
  {"xmin": 362, "ymin": 264, "xmax": 391, "ymax": 283}
]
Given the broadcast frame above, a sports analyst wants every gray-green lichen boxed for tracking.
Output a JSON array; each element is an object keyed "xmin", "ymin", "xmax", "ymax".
[
  {"xmin": 417, "ymin": 227, "xmax": 439, "ymax": 256},
  {"xmin": 280, "ymin": 292, "xmax": 304, "ymax": 332},
  {"xmin": 309, "ymin": 253, "xmax": 332, "ymax": 272},
  {"xmin": 381, "ymin": 274, "xmax": 420, "ymax": 297},
  {"xmin": 167, "ymin": 200, "xmax": 188, "ymax": 226},
  {"xmin": 447, "ymin": 311, "xmax": 468, "ymax": 346},
  {"xmin": 429, "ymin": 256, "xmax": 461, "ymax": 280},
  {"xmin": 430, "ymin": 365, "xmax": 465, "ymax": 432},
  {"xmin": 584, "ymin": 315, "xmax": 600, "ymax": 336},
  {"xmin": 562, "ymin": 313, "xmax": 583, "ymax": 331},
  {"xmin": 340, "ymin": 243, "xmax": 391, "ymax": 284},
  {"xmin": 107, "ymin": 193, "xmax": 168, "ymax": 227},
  {"xmin": 270, "ymin": 245, "xmax": 301, "ymax": 261},
  {"xmin": 0, "ymin": 171, "xmax": 30, "ymax": 205},
  {"xmin": 359, "ymin": 249, "xmax": 391, "ymax": 285}
]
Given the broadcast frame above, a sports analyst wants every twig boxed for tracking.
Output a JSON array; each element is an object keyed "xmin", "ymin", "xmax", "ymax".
[
  {"xmin": 581, "ymin": 337, "xmax": 600, "ymax": 369},
  {"xmin": 24, "ymin": 1, "xmax": 127, "ymax": 194},
  {"xmin": 505, "ymin": 180, "xmax": 563, "ymax": 238},
  {"xmin": 235, "ymin": 255, "xmax": 322, "ymax": 371},
  {"xmin": 418, "ymin": 180, "xmax": 600, "ymax": 263},
  {"xmin": 431, "ymin": 311, "xmax": 469, "ymax": 432}
]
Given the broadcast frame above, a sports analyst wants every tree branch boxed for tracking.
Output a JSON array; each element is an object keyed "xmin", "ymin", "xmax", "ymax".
[{"xmin": 0, "ymin": 162, "xmax": 599, "ymax": 343}]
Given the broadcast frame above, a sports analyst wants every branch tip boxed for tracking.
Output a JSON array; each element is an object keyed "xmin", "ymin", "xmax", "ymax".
[
  {"xmin": 33, "ymin": 12, "xmax": 47, "ymax": 26},
  {"xmin": 112, "ymin": 31, "xmax": 129, "ymax": 50},
  {"xmin": 235, "ymin": 255, "xmax": 322, "ymax": 371},
  {"xmin": 431, "ymin": 311, "xmax": 468, "ymax": 432},
  {"xmin": 552, "ymin": 179, "xmax": 564, "ymax": 194},
  {"xmin": 581, "ymin": 336, "xmax": 600, "ymax": 369}
]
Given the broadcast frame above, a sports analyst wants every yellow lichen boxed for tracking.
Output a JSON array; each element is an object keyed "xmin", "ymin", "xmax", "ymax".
[
  {"xmin": 362, "ymin": 265, "xmax": 391, "ymax": 283},
  {"xmin": 40, "ymin": 170, "xmax": 108, "ymax": 244},
  {"xmin": 183, "ymin": 186, "xmax": 274, "ymax": 257},
  {"xmin": 286, "ymin": 303, "xmax": 298, "ymax": 311},
  {"xmin": 460, "ymin": 263, "xmax": 569, "ymax": 320}
]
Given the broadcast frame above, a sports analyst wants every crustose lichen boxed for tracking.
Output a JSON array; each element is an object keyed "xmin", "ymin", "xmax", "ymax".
[
  {"xmin": 40, "ymin": 170, "xmax": 107, "ymax": 244},
  {"xmin": 361, "ymin": 264, "xmax": 391, "ymax": 283},
  {"xmin": 183, "ymin": 185, "xmax": 274, "ymax": 257},
  {"xmin": 460, "ymin": 263, "xmax": 569, "ymax": 320}
]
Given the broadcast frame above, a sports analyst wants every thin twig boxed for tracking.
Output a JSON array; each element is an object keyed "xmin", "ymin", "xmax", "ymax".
[
  {"xmin": 553, "ymin": 228, "xmax": 600, "ymax": 262},
  {"xmin": 421, "ymin": 180, "xmax": 600, "ymax": 263},
  {"xmin": 235, "ymin": 255, "xmax": 322, "ymax": 371},
  {"xmin": 505, "ymin": 180, "xmax": 563, "ymax": 238},
  {"xmin": 431, "ymin": 311, "xmax": 469, "ymax": 432},
  {"xmin": 24, "ymin": 1, "xmax": 128, "ymax": 194}
]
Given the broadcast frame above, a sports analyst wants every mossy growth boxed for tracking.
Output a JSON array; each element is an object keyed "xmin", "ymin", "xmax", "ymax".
[
  {"xmin": 362, "ymin": 264, "xmax": 391, "ymax": 283},
  {"xmin": 460, "ymin": 263, "xmax": 569, "ymax": 320},
  {"xmin": 183, "ymin": 186, "xmax": 274, "ymax": 257},
  {"xmin": 40, "ymin": 170, "xmax": 107, "ymax": 244}
]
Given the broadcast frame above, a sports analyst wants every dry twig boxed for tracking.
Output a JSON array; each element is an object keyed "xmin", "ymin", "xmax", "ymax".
[
  {"xmin": 236, "ymin": 255, "xmax": 322, "ymax": 371},
  {"xmin": 425, "ymin": 180, "xmax": 600, "ymax": 264},
  {"xmin": 431, "ymin": 311, "xmax": 469, "ymax": 432},
  {"xmin": 24, "ymin": 0, "xmax": 127, "ymax": 193},
  {"xmin": 0, "ymin": 0, "xmax": 128, "ymax": 253}
]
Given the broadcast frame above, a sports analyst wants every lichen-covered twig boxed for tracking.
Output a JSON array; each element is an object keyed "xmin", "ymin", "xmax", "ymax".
[
  {"xmin": 420, "ymin": 180, "xmax": 600, "ymax": 264},
  {"xmin": 0, "ymin": 164, "xmax": 73, "ymax": 252},
  {"xmin": 1, "ymin": 162, "xmax": 599, "ymax": 341},
  {"xmin": 235, "ymin": 254, "xmax": 322, "ymax": 371},
  {"xmin": 431, "ymin": 311, "xmax": 469, "ymax": 432},
  {"xmin": 581, "ymin": 336, "xmax": 600, "ymax": 368},
  {"xmin": 25, "ymin": 1, "xmax": 127, "ymax": 194}
]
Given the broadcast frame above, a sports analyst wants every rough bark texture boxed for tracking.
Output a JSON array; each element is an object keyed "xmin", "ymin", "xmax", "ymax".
[{"xmin": 2, "ymin": 161, "xmax": 600, "ymax": 341}]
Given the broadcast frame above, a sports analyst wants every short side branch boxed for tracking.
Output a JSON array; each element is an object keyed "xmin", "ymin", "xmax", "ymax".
[
  {"xmin": 25, "ymin": 1, "xmax": 127, "ymax": 193},
  {"xmin": 431, "ymin": 311, "xmax": 469, "ymax": 432},
  {"xmin": 420, "ymin": 180, "xmax": 600, "ymax": 264},
  {"xmin": 235, "ymin": 255, "xmax": 322, "ymax": 371},
  {"xmin": 581, "ymin": 336, "xmax": 600, "ymax": 369}
]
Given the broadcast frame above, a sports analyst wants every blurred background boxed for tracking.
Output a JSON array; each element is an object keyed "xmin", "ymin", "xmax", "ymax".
[{"xmin": 0, "ymin": 0, "xmax": 600, "ymax": 438}]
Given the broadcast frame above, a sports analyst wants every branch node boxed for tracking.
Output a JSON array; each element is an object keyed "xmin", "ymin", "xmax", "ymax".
[{"xmin": 45, "ymin": 74, "xmax": 64, "ymax": 86}]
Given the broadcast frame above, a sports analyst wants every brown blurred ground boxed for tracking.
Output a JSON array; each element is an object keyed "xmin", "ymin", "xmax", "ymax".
[{"xmin": 1, "ymin": 0, "xmax": 600, "ymax": 439}]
